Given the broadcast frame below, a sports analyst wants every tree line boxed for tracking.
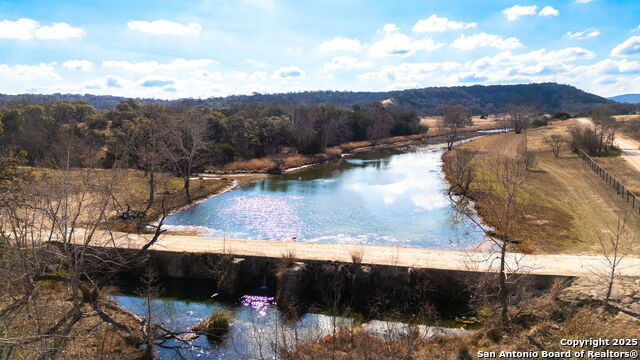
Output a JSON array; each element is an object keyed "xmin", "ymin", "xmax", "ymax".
[{"xmin": 0, "ymin": 99, "xmax": 424, "ymax": 202}]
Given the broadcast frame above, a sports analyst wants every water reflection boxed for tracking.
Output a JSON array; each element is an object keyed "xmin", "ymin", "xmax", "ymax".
[
  {"xmin": 112, "ymin": 291, "xmax": 353, "ymax": 360},
  {"xmin": 165, "ymin": 144, "xmax": 483, "ymax": 248}
]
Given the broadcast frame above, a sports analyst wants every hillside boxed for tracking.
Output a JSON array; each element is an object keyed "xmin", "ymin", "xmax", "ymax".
[
  {"xmin": 0, "ymin": 83, "xmax": 611, "ymax": 114},
  {"xmin": 197, "ymin": 83, "xmax": 612, "ymax": 115},
  {"xmin": 609, "ymin": 94, "xmax": 640, "ymax": 103}
]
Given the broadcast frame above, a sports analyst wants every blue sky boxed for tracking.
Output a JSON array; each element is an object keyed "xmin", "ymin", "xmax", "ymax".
[{"xmin": 1, "ymin": 0, "xmax": 640, "ymax": 98}]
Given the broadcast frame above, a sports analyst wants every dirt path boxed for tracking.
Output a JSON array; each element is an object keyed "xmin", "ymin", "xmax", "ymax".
[
  {"xmin": 615, "ymin": 134, "xmax": 640, "ymax": 174},
  {"xmin": 576, "ymin": 117, "xmax": 640, "ymax": 174}
]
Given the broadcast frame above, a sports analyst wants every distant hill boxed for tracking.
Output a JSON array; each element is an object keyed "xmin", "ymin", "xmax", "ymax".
[
  {"xmin": 197, "ymin": 83, "xmax": 611, "ymax": 115},
  {"xmin": 0, "ymin": 93, "xmax": 168, "ymax": 110},
  {"xmin": 608, "ymin": 94, "xmax": 640, "ymax": 104},
  {"xmin": 0, "ymin": 83, "xmax": 612, "ymax": 115}
]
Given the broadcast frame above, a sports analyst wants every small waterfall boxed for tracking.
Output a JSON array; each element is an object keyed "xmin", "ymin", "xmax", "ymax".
[{"xmin": 260, "ymin": 261, "xmax": 269, "ymax": 290}]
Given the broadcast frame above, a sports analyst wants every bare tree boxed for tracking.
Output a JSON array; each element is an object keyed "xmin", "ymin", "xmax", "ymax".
[
  {"xmin": 440, "ymin": 105, "xmax": 472, "ymax": 150},
  {"xmin": 443, "ymin": 149, "xmax": 476, "ymax": 196},
  {"xmin": 450, "ymin": 153, "xmax": 529, "ymax": 327},
  {"xmin": 137, "ymin": 104, "xmax": 169, "ymax": 211},
  {"xmin": 543, "ymin": 134, "xmax": 565, "ymax": 158},
  {"xmin": 163, "ymin": 113, "xmax": 208, "ymax": 203},
  {"xmin": 506, "ymin": 105, "xmax": 534, "ymax": 134},
  {"xmin": 592, "ymin": 207, "xmax": 637, "ymax": 312}
]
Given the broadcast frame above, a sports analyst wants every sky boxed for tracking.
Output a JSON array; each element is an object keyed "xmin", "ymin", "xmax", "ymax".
[{"xmin": 1, "ymin": 0, "xmax": 640, "ymax": 99}]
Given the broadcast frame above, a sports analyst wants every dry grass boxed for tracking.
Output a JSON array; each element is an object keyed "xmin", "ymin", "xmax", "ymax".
[
  {"xmin": 350, "ymin": 247, "xmax": 365, "ymax": 264},
  {"xmin": 32, "ymin": 167, "xmax": 231, "ymax": 233},
  {"xmin": 224, "ymin": 158, "xmax": 277, "ymax": 172},
  {"xmin": 592, "ymin": 156, "xmax": 640, "ymax": 194},
  {"xmin": 0, "ymin": 279, "xmax": 144, "ymax": 359},
  {"xmin": 282, "ymin": 155, "xmax": 311, "ymax": 168},
  {"xmin": 221, "ymin": 148, "xmax": 344, "ymax": 173},
  {"xmin": 281, "ymin": 248, "xmax": 297, "ymax": 267},
  {"xmin": 420, "ymin": 115, "xmax": 502, "ymax": 132},
  {"xmin": 448, "ymin": 119, "xmax": 640, "ymax": 254}
]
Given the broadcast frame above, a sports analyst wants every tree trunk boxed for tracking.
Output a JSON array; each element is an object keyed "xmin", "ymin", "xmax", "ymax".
[
  {"xmin": 146, "ymin": 169, "xmax": 155, "ymax": 212},
  {"xmin": 184, "ymin": 173, "xmax": 191, "ymax": 203},
  {"xmin": 184, "ymin": 159, "xmax": 192, "ymax": 203},
  {"xmin": 499, "ymin": 242, "xmax": 509, "ymax": 327},
  {"xmin": 604, "ymin": 267, "xmax": 615, "ymax": 311}
]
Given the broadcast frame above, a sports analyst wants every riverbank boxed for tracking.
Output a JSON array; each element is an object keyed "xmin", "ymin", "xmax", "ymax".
[
  {"xmin": 280, "ymin": 284, "xmax": 640, "ymax": 359},
  {"xmin": 442, "ymin": 119, "xmax": 640, "ymax": 254},
  {"xmin": 210, "ymin": 116, "xmax": 503, "ymax": 175}
]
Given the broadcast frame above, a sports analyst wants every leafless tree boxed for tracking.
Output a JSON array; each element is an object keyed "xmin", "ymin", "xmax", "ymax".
[
  {"xmin": 450, "ymin": 153, "xmax": 529, "ymax": 327},
  {"xmin": 569, "ymin": 124, "xmax": 616, "ymax": 155},
  {"xmin": 440, "ymin": 105, "xmax": 472, "ymax": 150},
  {"xmin": 163, "ymin": 113, "xmax": 208, "ymax": 203},
  {"xmin": 543, "ymin": 134, "xmax": 565, "ymax": 158},
  {"xmin": 443, "ymin": 149, "xmax": 476, "ymax": 196},
  {"xmin": 366, "ymin": 110, "xmax": 394, "ymax": 144},
  {"xmin": 506, "ymin": 105, "xmax": 534, "ymax": 134},
  {"xmin": 136, "ymin": 259, "xmax": 163, "ymax": 352},
  {"xmin": 592, "ymin": 207, "xmax": 637, "ymax": 312},
  {"xmin": 136, "ymin": 104, "xmax": 169, "ymax": 211},
  {"xmin": 0, "ymin": 147, "xmax": 169, "ymax": 357}
]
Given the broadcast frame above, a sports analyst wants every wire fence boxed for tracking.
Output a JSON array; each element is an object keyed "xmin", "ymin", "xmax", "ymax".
[{"xmin": 575, "ymin": 148, "xmax": 640, "ymax": 214}]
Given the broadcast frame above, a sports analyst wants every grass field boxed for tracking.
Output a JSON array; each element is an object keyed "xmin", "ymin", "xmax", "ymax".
[
  {"xmin": 449, "ymin": 119, "xmax": 640, "ymax": 254},
  {"xmin": 420, "ymin": 115, "xmax": 501, "ymax": 132}
]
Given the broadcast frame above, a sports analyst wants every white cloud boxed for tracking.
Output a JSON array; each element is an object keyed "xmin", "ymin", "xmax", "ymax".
[
  {"xmin": 249, "ymin": 71, "xmax": 269, "ymax": 82},
  {"xmin": 360, "ymin": 47, "xmax": 596, "ymax": 90},
  {"xmin": 63, "ymin": 60, "xmax": 94, "ymax": 71},
  {"xmin": 566, "ymin": 28, "xmax": 600, "ymax": 40},
  {"xmin": 318, "ymin": 37, "xmax": 362, "ymax": 52},
  {"xmin": 369, "ymin": 24, "xmax": 444, "ymax": 57},
  {"xmin": 575, "ymin": 0, "xmax": 593, "ymax": 3},
  {"xmin": 359, "ymin": 62, "xmax": 461, "ymax": 83},
  {"xmin": 273, "ymin": 66, "xmax": 305, "ymax": 79},
  {"xmin": 383, "ymin": 23, "xmax": 400, "ymax": 33},
  {"xmin": 127, "ymin": 20, "xmax": 202, "ymax": 36},
  {"xmin": 452, "ymin": 32, "xmax": 523, "ymax": 50},
  {"xmin": 0, "ymin": 18, "xmax": 84, "ymax": 40},
  {"xmin": 0, "ymin": 63, "xmax": 60, "ymax": 80},
  {"xmin": 611, "ymin": 36, "xmax": 640, "ymax": 57},
  {"xmin": 502, "ymin": 5, "xmax": 538, "ymax": 21},
  {"xmin": 412, "ymin": 14, "xmax": 477, "ymax": 32},
  {"xmin": 244, "ymin": 58, "xmax": 267, "ymax": 67},
  {"xmin": 538, "ymin": 6, "xmax": 559, "ymax": 17},
  {"xmin": 0, "ymin": 18, "xmax": 38, "ymax": 40},
  {"xmin": 34, "ymin": 22, "xmax": 85, "ymax": 39},
  {"xmin": 102, "ymin": 58, "xmax": 215, "ymax": 73},
  {"xmin": 324, "ymin": 56, "xmax": 373, "ymax": 71}
]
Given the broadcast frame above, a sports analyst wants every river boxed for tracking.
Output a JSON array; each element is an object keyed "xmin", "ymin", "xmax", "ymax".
[
  {"xmin": 164, "ymin": 142, "xmax": 483, "ymax": 248},
  {"xmin": 116, "ymin": 140, "xmax": 481, "ymax": 359}
]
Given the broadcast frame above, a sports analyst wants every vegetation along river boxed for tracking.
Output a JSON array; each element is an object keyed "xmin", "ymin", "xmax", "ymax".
[{"xmin": 164, "ymin": 141, "xmax": 484, "ymax": 249}]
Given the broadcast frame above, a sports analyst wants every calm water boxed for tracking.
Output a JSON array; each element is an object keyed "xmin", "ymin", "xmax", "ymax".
[
  {"xmin": 165, "ymin": 144, "xmax": 483, "ymax": 248},
  {"xmin": 112, "ymin": 279, "xmax": 464, "ymax": 360}
]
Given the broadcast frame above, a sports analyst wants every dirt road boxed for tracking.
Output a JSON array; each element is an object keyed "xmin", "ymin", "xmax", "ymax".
[
  {"xmin": 575, "ymin": 117, "xmax": 640, "ymax": 174},
  {"xmin": 615, "ymin": 134, "xmax": 640, "ymax": 174}
]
